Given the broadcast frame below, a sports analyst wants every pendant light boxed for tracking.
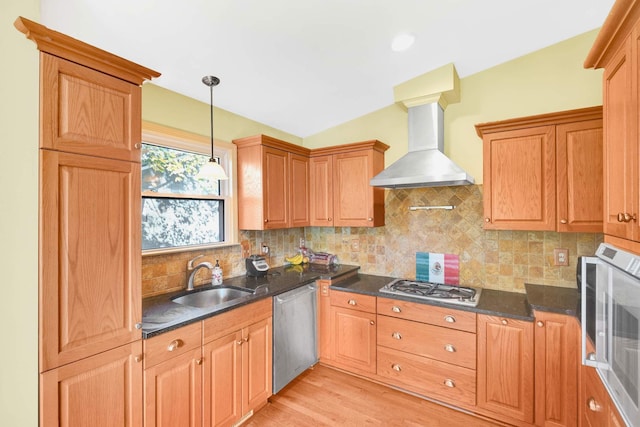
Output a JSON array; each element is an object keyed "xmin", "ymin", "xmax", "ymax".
[{"xmin": 198, "ymin": 75, "xmax": 228, "ymax": 180}]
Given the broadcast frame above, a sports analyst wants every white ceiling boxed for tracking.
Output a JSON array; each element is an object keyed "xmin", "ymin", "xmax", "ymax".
[{"xmin": 40, "ymin": 0, "xmax": 614, "ymax": 138}]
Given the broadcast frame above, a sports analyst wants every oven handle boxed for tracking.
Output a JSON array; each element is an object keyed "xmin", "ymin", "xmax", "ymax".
[{"xmin": 581, "ymin": 256, "xmax": 610, "ymax": 370}]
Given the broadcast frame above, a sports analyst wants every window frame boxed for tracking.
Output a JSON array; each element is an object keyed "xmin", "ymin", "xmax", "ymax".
[{"xmin": 141, "ymin": 121, "xmax": 238, "ymax": 255}]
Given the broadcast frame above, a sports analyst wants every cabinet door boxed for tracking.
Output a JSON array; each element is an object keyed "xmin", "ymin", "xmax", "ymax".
[
  {"xmin": 41, "ymin": 54, "xmax": 141, "ymax": 162},
  {"xmin": 310, "ymin": 155, "xmax": 334, "ymax": 226},
  {"xmin": 243, "ymin": 317, "xmax": 272, "ymax": 413},
  {"xmin": 289, "ymin": 153, "xmax": 310, "ymax": 227},
  {"xmin": 602, "ymin": 38, "xmax": 637, "ymax": 240},
  {"xmin": 333, "ymin": 150, "xmax": 377, "ymax": 227},
  {"xmin": 263, "ymin": 146, "xmax": 289, "ymax": 229},
  {"xmin": 40, "ymin": 150, "xmax": 141, "ymax": 371},
  {"xmin": 331, "ymin": 306, "xmax": 376, "ymax": 374},
  {"xmin": 203, "ymin": 331, "xmax": 243, "ymax": 427},
  {"xmin": 556, "ymin": 119, "xmax": 603, "ymax": 232},
  {"xmin": 144, "ymin": 348, "xmax": 203, "ymax": 427},
  {"xmin": 581, "ymin": 364, "xmax": 610, "ymax": 427},
  {"xmin": 534, "ymin": 312, "xmax": 579, "ymax": 427},
  {"xmin": 482, "ymin": 126, "xmax": 556, "ymax": 230},
  {"xmin": 477, "ymin": 315, "xmax": 534, "ymax": 423},
  {"xmin": 40, "ymin": 341, "xmax": 143, "ymax": 427},
  {"xmin": 317, "ymin": 280, "xmax": 332, "ymax": 361}
]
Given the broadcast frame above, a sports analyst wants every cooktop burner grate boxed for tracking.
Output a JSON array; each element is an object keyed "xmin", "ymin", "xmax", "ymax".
[{"xmin": 379, "ymin": 279, "xmax": 482, "ymax": 307}]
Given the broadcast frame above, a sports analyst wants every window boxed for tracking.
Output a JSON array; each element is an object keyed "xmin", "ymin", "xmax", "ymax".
[{"xmin": 141, "ymin": 123, "xmax": 237, "ymax": 253}]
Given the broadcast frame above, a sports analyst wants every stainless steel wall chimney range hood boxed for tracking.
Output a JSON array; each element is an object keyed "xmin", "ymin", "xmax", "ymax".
[
  {"xmin": 370, "ymin": 63, "xmax": 475, "ymax": 189},
  {"xmin": 369, "ymin": 102, "xmax": 474, "ymax": 188}
]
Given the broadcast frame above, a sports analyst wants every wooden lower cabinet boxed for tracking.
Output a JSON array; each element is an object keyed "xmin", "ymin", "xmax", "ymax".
[
  {"xmin": 533, "ymin": 311, "xmax": 580, "ymax": 427},
  {"xmin": 477, "ymin": 314, "xmax": 535, "ymax": 424},
  {"xmin": 326, "ymin": 290, "xmax": 377, "ymax": 375},
  {"xmin": 202, "ymin": 300, "xmax": 272, "ymax": 427},
  {"xmin": 40, "ymin": 341, "xmax": 143, "ymax": 427}
]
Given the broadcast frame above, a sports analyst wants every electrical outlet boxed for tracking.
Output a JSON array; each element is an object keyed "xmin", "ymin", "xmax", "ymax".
[
  {"xmin": 261, "ymin": 243, "xmax": 269, "ymax": 254},
  {"xmin": 553, "ymin": 248, "xmax": 569, "ymax": 266},
  {"xmin": 351, "ymin": 239, "xmax": 360, "ymax": 252},
  {"xmin": 299, "ymin": 237, "xmax": 305, "ymax": 248}
]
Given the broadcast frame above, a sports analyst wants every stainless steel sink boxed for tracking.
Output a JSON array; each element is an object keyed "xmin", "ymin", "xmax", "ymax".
[{"xmin": 172, "ymin": 287, "xmax": 254, "ymax": 308}]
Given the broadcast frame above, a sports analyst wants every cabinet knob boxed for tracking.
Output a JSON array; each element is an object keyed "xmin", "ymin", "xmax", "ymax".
[
  {"xmin": 196, "ymin": 358, "xmax": 203, "ymax": 365},
  {"xmin": 135, "ymin": 322, "xmax": 142, "ymax": 330},
  {"xmin": 167, "ymin": 339, "xmax": 182, "ymax": 352},
  {"xmin": 485, "ymin": 217, "xmax": 490, "ymax": 223},
  {"xmin": 443, "ymin": 379, "xmax": 456, "ymax": 388},
  {"xmin": 134, "ymin": 143, "xmax": 141, "ymax": 149},
  {"xmin": 348, "ymin": 299, "xmax": 357, "ymax": 306},
  {"xmin": 587, "ymin": 397, "xmax": 602, "ymax": 412},
  {"xmin": 536, "ymin": 321, "xmax": 544, "ymax": 328},
  {"xmin": 444, "ymin": 344, "xmax": 456, "ymax": 353},
  {"xmin": 134, "ymin": 355, "xmax": 143, "ymax": 363},
  {"xmin": 236, "ymin": 340, "xmax": 243, "ymax": 345},
  {"xmin": 327, "ymin": 217, "xmax": 332, "ymax": 221},
  {"xmin": 391, "ymin": 306, "xmax": 402, "ymax": 313},
  {"xmin": 370, "ymin": 320, "xmax": 375, "ymax": 326},
  {"xmin": 368, "ymin": 217, "xmax": 373, "ymax": 221},
  {"xmin": 501, "ymin": 319, "xmax": 508, "ymax": 325},
  {"xmin": 264, "ymin": 219, "xmax": 269, "ymax": 223},
  {"xmin": 444, "ymin": 315, "xmax": 456, "ymax": 323},
  {"xmin": 560, "ymin": 219, "xmax": 567, "ymax": 224},
  {"xmin": 392, "ymin": 332, "xmax": 402, "ymax": 340},
  {"xmin": 392, "ymin": 364, "xmax": 402, "ymax": 372}
]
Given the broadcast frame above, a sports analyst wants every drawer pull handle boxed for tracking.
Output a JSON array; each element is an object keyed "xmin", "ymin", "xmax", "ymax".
[
  {"xmin": 444, "ymin": 315, "xmax": 456, "ymax": 323},
  {"xmin": 444, "ymin": 344, "xmax": 456, "ymax": 353},
  {"xmin": 391, "ymin": 306, "xmax": 402, "ymax": 313},
  {"xmin": 501, "ymin": 319, "xmax": 508, "ymax": 325},
  {"xmin": 587, "ymin": 397, "xmax": 601, "ymax": 412},
  {"xmin": 167, "ymin": 339, "xmax": 182, "ymax": 352},
  {"xmin": 443, "ymin": 379, "xmax": 456, "ymax": 388},
  {"xmin": 348, "ymin": 299, "xmax": 357, "ymax": 306},
  {"xmin": 392, "ymin": 332, "xmax": 402, "ymax": 340},
  {"xmin": 392, "ymin": 364, "xmax": 402, "ymax": 372}
]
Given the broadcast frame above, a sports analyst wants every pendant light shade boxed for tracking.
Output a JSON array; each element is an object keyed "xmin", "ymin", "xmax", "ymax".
[{"xmin": 198, "ymin": 75, "xmax": 228, "ymax": 180}]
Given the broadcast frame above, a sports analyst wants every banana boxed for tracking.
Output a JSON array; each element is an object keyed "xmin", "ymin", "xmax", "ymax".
[{"xmin": 285, "ymin": 253, "xmax": 304, "ymax": 265}]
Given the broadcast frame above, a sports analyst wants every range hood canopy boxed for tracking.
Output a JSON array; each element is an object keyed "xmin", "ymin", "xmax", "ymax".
[{"xmin": 370, "ymin": 64, "xmax": 475, "ymax": 189}]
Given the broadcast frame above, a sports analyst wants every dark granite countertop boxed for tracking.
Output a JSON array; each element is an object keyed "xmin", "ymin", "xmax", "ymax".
[
  {"xmin": 142, "ymin": 263, "xmax": 360, "ymax": 338},
  {"xmin": 143, "ymin": 264, "xmax": 581, "ymax": 338},
  {"xmin": 331, "ymin": 274, "xmax": 534, "ymax": 321}
]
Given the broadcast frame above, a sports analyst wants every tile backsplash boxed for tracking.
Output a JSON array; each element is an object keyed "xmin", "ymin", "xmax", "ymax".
[{"xmin": 142, "ymin": 185, "xmax": 602, "ymax": 297}]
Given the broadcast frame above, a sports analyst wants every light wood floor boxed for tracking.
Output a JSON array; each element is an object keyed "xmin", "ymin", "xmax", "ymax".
[{"xmin": 245, "ymin": 364, "xmax": 506, "ymax": 427}]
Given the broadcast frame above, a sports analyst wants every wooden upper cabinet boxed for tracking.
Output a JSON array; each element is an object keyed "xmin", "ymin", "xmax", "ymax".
[
  {"xmin": 556, "ymin": 119, "xmax": 603, "ymax": 232},
  {"xmin": 476, "ymin": 107, "xmax": 603, "ymax": 232},
  {"xmin": 476, "ymin": 314, "xmax": 534, "ymax": 424},
  {"xmin": 310, "ymin": 140, "xmax": 389, "ymax": 227},
  {"xmin": 40, "ymin": 150, "xmax": 142, "ymax": 371},
  {"xmin": 585, "ymin": 0, "xmax": 640, "ymax": 247},
  {"xmin": 41, "ymin": 54, "xmax": 142, "ymax": 162},
  {"xmin": 233, "ymin": 134, "xmax": 310, "ymax": 230}
]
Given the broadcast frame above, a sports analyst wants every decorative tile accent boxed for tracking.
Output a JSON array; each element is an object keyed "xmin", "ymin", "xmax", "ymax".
[{"xmin": 142, "ymin": 185, "xmax": 603, "ymax": 297}]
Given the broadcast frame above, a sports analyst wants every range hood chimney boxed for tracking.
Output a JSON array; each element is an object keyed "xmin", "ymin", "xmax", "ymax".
[{"xmin": 370, "ymin": 64, "xmax": 475, "ymax": 188}]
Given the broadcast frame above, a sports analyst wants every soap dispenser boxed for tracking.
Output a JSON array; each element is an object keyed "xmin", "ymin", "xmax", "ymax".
[{"xmin": 212, "ymin": 259, "xmax": 223, "ymax": 285}]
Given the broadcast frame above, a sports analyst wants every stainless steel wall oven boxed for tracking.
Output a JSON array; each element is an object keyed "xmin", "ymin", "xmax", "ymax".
[{"xmin": 581, "ymin": 243, "xmax": 640, "ymax": 426}]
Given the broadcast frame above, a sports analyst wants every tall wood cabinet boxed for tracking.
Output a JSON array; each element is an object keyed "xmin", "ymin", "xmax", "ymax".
[
  {"xmin": 310, "ymin": 140, "xmax": 389, "ymax": 227},
  {"xmin": 585, "ymin": 0, "xmax": 640, "ymax": 249},
  {"xmin": 233, "ymin": 134, "xmax": 310, "ymax": 230},
  {"xmin": 476, "ymin": 107, "xmax": 603, "ymax": 232},
  {"xmin": 15, "ymin": 16, "xmax": 160, "ymax": 426},
  {"xmin": 476, "ymin": 314, "xmax": 535, "ymax": 424}
]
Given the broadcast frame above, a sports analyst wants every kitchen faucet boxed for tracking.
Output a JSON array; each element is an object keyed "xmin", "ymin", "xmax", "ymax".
[{"xmin": 186, "ymin": 255, "xmax": 214, "ymax": 291}]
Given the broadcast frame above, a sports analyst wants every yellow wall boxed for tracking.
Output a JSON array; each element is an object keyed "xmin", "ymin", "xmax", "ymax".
[
  {"xmin": 142, "ymin": 83, "xmax": 303, "ymax": 146},
  {"xmin": 304, "ymin": 29, "xmax": 604, "ymax": 184},
  {"xmin": 0, "ymin": 1, "xmax": 40, "ymax": 426}
]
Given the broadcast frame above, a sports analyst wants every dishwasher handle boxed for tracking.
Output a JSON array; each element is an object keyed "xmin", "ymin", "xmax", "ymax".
[{"xmin": 274, "ymin": 284, "xmax": 316, "ymax": 304}]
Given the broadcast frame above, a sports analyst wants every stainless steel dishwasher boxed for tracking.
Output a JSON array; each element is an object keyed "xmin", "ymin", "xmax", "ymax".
[{"xmin": 272, "ymin": 283, "xmax": 318, "ymax": 394}]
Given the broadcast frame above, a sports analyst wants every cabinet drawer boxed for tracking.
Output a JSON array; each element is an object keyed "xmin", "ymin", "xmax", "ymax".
[
  {"xmin": 377, "ymin": 315, "xmax": 476, "ymax": 369},
  {"xmin": 144, "ymin": 321, "xmax": 202, "ymax": 368},
  {"xmin": 203, "ymin": 298, "xmax": 272, "ymax": 343},
  {"xmin": 378, "ymin": 346, "xmax": 476, "ymax": 407},
  {"xmin": 330, "ymin": 291, "xmax": 376, "ymax": 313},
  {"xmin": 377, "ymin": 298, "xmax": 476, "ymax": 332}
]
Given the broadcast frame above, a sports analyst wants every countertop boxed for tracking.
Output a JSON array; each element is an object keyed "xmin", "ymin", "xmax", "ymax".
[
  {"xmin": 142, "ymin": 265, "xmax": 581, "ymax": 338},
  {"xmin": 142, "ymin": 263, "xmax": 359, "ymax": 338}
]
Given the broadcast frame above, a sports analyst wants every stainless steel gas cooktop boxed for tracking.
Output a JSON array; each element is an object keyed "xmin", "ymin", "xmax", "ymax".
[{"xmin": 379, "ymin": 279, "xmax": 482, "ymax": 307}]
